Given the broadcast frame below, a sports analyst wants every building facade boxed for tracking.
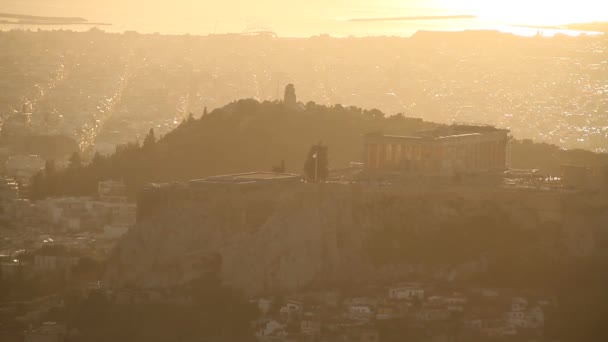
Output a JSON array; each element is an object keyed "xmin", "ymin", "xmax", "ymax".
[{"xmin": 363, "ymin": 125, "xmax": 510, "ymax": 177}]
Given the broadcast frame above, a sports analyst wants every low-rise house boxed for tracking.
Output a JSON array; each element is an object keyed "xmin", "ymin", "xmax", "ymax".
[
  {"xmin": 280, "ymin": 299, "xmax": 304, "ymax": 319},
  {"xmin": 283, "ymin": 333, "xmax": 311, "ymax": 342},
  {"xmin": 465, "ymin": 317, "xmax": 517, "ymax": 338},
  {"xmin": 34, "ymin": 196, "xmax": 136, "ymax": 232},
  {"xmin": 415, "ymin": 308, "xmax": 451, "ymax": 322},
  {"xmin": 348, "ymin": 305, "xmax": 374, "ymax": 321},
  {"xmin": 12, "ymin": 200, "xmax": 50, "ymax": 228},
  {"xmin": 481, "ymin": 319, "xmax": 517, "ymax": 338},
  {"xmin": 100, "ymin": 224, "xmax": 129, "ymax": 240},
  {"xmin": 479, "ymin": 289, "xmax": 500, "ymax": 298},
  {"xmin": 505, "ymin": 302, "xmax": 544, "ymax": 329},
  {"xmin": 345, "ymin": 296, "xmax": 379, "ymax": 307},
  {"xmin": 318, "ymin": 290, "xmax": 341, "ymax": 308},
  {"xmin": 113, "ymin": 289, "xmax": 136, "ymax": 305},
  {"xmin": 33, "ymin": 245, "xmax": 80, "ymax": 274},
  {"xmin": 0, "ymin": 259, "xmax": 23, "ymax": 280},
  {"xmin": 511, "ymin": 297, "xmax": 528, "ymax": 312},
  {"xmin": 395, "ymin": 300, "xmax": 414, "ymax": 315},
  {"xmin": 324, "ymin": 318, "xmax": 363, "ymax": 334},
  {"xmin": 98, "ymin": 180, "xmax": 127, "ymax": 201},
  {"xmin": 375, "ymin": 305, "xmax": 399, "ymax": 320},
  {"xmin": 255, "ymin": 319, "xmax": 286, "ymax": 340},
  {"xmin": 300, "ymin": 318, "xmax": 321, "ymax": 336},
  {"xmin": 256, "ymin": 298, "xmax": 272, "ymax": 316},
  {"xmin": 350, "ymin": 327, "xmax": 380, "ymax": 342},
  {"xmin": 445, "ymin": 293, "xmax": 468, "ymax": 305},
  {"xmin": 426, "ymin": 295, "xmax": 444, "ymax": 305},
  {"xmin": 505, "ymin": 309, "xmax": 527, "ymax": 328},
  {"xmin": 388, "ymin": 284, "xmax": 425, "ymax": 301},
  {"xmin": 112, "ymin": 288, "xmax": 163, "ymax": 305},
  {"xmin": 24, "ymin": 322, "xmax": 66, "ymax": 342},
  {"xmin": 427, "ymin": 293, "xmax": 468, "ymax": 312},
  {"xmin": 464, "ymin": 318, "xmax": 484, "ymax": 330},
  {"xmin": 525, "ymin": 306, "xmax": 544, "ymax": 328}
]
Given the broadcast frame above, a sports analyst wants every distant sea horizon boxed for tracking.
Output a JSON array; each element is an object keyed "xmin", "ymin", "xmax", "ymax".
[{"xmin": 0, "ymin": 1, "xmax": 603, "ymax": 38}]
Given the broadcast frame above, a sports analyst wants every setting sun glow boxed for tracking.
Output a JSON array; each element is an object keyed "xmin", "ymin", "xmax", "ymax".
[{"xmin": 439, "ymin": 0, "xmax": 608, "ymax": 25}]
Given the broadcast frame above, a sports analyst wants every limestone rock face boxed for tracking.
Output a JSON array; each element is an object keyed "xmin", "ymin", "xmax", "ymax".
[
  {"xmin": 104, "ymin": 183, "xmax": 608, "ymax": 294},
  {"xmin": 106, "ymin": 183, "xmax": 366, "ymax": 294}
]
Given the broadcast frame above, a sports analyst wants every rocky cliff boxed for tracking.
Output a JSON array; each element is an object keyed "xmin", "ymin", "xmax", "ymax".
[{"xmin": 103, "ymin": 181, "xmax": 608, "ymax": 295}]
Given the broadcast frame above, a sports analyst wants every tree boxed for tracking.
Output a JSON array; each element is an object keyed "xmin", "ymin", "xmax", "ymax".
[
  {"xmin": 44, "ymin": 159, "xmax": 57, "ymax": 197},
  {"xmin": 71, "ymin": 289, "xmax": 111, "ymax": 332},
  {"xmin": 68, "ymin": 152, "xmax": 82, "ymax": 170},
  {"xmin": 71, "ymin": 257, "xmax": 102, "ymax": 283},
  {"xmin": 29, "ymin": 171, "xmax": 46, "ymax": 200},
  {"xmin": 304, "ymin": 143, "xmax": 328, "ymax": 182},
  {"xmin": 90, "ymin": 152, "xmax": 105, "ymax": 167},
  {"xmin": 142, "ymin": 128, "xmax": 156, "ymax": 149},
  {"xmin": 45, "ymin": 160, "xmax": 56, "ymax": 175}
]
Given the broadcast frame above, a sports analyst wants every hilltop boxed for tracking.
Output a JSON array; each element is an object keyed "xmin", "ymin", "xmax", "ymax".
[{"xmin": 29, "ymin": 99, "xmax": 608, "ymax": 199}]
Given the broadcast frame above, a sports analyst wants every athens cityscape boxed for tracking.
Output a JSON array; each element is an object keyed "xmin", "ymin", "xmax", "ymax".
[{"xmin": 0, "ymin": 1, "xmax": 607, "ymax": 342}]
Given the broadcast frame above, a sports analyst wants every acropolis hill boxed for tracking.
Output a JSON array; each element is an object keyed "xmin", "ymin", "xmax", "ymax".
[{"xmin": 103, "ymin": 173, "xmax": 608, "ymax": 295}]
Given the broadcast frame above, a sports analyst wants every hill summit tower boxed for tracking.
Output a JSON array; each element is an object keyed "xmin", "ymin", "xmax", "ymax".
[{"xmin": 284, "ymin": 83, "xmax": 296, "ymax": 107}]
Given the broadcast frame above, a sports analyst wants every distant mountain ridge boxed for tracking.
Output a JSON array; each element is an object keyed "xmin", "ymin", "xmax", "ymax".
[
  {"xmin": 0, "ymin": 12, "xmax": 111, "ymax": 25},
  {"xmin": 0, "ymin": 12, "xmax": 87, "ymax": 22}
]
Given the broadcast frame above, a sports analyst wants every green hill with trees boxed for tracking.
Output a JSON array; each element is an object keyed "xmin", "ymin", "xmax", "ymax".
[{"xmin": 29, "ymin": 99, "xmax": 608, "ymax": 199}]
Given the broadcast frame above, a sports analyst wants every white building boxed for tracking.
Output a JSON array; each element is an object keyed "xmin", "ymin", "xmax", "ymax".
[
  {"xmin": 349, "ymin": 305, "xmax": 374, "ymax": 320},
  {"xmin": 279, "ymin": 299, "xmax": 303, "ymax": 318},
  {"xmin": 505, "ymin": 298, "xmax": 544, "ymax": 329},
  {"xmin": 415, "ymin": 308, "xmax": 450, "ymax": 322},
  {"xmin": 255, "ymin": 319, "xmax": 286, "ymax": 340},
  {"xmin": 388, "ymin": 284, "xmax": 425, "ymax": 300},
  {"xmin": 511, "ymin": 297, "xmax": 528, "ymax": 312},
  {"xmin": 505, "ymin": 310, "xmax": 527, "ymax": 328},
  {"xmin": 257, "ymin": 298, "xmax": 272, "ymax": 316}
]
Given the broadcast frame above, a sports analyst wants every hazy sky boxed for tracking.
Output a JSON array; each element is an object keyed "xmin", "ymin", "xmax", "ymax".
[
  {"xmin": 2, "ymin": 0, "xmax": 607, "ymax": 35},
  {"xmin": 438, "ymin": 0, "xmax": 608, "ymax": 24}
]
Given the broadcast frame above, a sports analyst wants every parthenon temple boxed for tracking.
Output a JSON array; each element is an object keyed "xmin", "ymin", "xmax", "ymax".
[{"xmin": 363, "ymin": 124, "xmax": 510, "ymax": 176}]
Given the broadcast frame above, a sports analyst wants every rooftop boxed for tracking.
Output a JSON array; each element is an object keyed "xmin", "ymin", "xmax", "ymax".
[
  {"xmin": 189, "ymin": 172, "xmax": 301, "ymax": 185},
  {"xmin": 365, "ymin": 124, "xmax": 509, "ymax": 141}
]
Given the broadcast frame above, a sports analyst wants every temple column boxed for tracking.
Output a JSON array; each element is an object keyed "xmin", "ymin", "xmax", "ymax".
[
  {"xmin": 386, "ymin": 143, "xmax": 393, "ymax": 168},
  {"xmin": 376, "ymin": 143, "xmax": 382, "ymax": 170},
  {"xmin": 366, "ymin": 144, "xmax": 374, "ymax": 169},
  {"xmin": 494, "ymin": 141, "xmax": 500, "ymax": 169},
  {"xmin": 500, "ymin": 140, "xmax": 507, "ymax": 169},
  {"xmin": 395, "ymin": 144, "xmax": 402, "ymax": 168}
]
